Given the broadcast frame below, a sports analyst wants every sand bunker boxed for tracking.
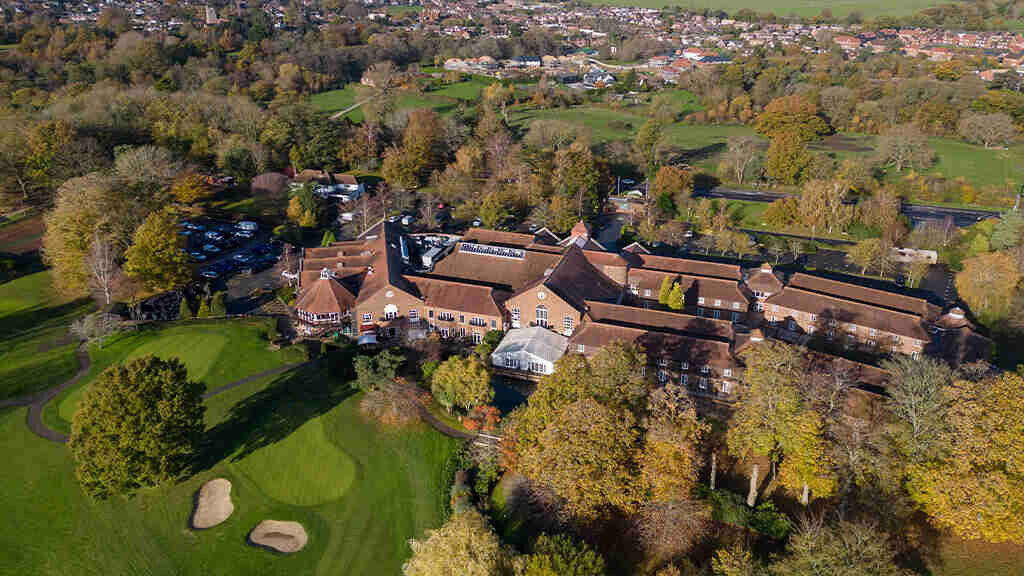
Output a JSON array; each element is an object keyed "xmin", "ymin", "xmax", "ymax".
[
  {"xmin": 190, "ymin": 478, "xmax": 234, "ymax": 529},
  {"xmin": 248, "ymin": 520, "xmax": 308, "ymax": 554}
]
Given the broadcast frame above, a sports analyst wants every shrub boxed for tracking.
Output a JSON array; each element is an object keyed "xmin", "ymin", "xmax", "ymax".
[
  {"xmin": 749, "ymin": 501, "xmax": 792, "ymax": 540},
  {"xmin": 209, "ymin": 292, "xmax": 227, "ymax": 316},
  {"xmin": 196, "ymin": 297, "xmax": 211, "ymax": 317},
  {"xmin": 177, "ymin": 296, "xmax": 193, "ymax": 320}
]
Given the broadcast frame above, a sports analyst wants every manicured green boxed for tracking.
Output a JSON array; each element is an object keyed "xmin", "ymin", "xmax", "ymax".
[
  {"xmin": 0, "ymin": 361, "xmax": 461, "ymax": 575},
  {"xmin": 47, "ymin": 321, "xmax": 304, "ymax": 435},
  {"xmin": 309, "ymin": 84, "xmax": 468, "ymax": 121},
  {"xmin": 585, "ymin": 0, "xmax": 943, "ymax": 19},
  {"xmin": 0, "ymin": 271, "xmax": 92, "ymax": 400}
]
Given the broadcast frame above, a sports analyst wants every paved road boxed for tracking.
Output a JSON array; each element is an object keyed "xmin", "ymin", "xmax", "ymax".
[
  {"xmin": 0, "ymin": 343, "xmax": 92, "ymax": 444},
  {"xmin": 697, "ymin": 187, "xmax": 1001, "ymax": 227}
]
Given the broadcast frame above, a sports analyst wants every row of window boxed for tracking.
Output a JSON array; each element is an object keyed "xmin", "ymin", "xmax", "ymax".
[
  {"xmin": 500, "ymin": 355, "xmax": 549, "ymax": 374},
  {"xmin": 430, "ymin": 325, "xmax": 484, "ymax": 343},
  {"xmin": 362, "ymin": 309, "xmax": 496, "ymax": 330},
  {"xmin": 762, "ymin": 307, "xmax": 912, "ymax": 346},
  {"xmin": 627, "ymin": 283, "xmax": 745, "ymax": 311}
]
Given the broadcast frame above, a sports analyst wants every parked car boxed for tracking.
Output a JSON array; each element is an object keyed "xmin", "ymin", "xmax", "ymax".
[
  {"xmin": 235, "ymin": 221, "xmax": 259, "ymax": 232},
  {"xmin": 252, "ymin": 243, "xmax": 272, "ymax": 255},
  {"xmin": 202, "ymin": 244, "xmax": 221, "ymax": 254},
  {"xmin": 200, "ymin": 268, "xmax": 219, "ymax": 279},
  {"xmin": 233, "ymin": 229, "xmax": 254, "ymax": 239},
  {"xmin": 188, "ymin": 251, "xmax": 207, "ymax": 262},
  {"xmin": 182, "ymin": 221, "xmax": 205, "ymax": 231},
  {"xmin": 388, "ymin": 215, "xmax": 400, "ymax": 223},
  {"xmin": 233, "ymin": 252, "xmax": 253, "ymax": 263},
  {"xmin": 204, "ymin": 231, "xmax": 223, "ymax": 241},
  {"xmin": 472, "ymin": 218, "xmax": 482, "ymax": 227}
]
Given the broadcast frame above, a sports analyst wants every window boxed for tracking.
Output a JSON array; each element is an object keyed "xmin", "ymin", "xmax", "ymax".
[
  {"xmin": 680, "ymin": 374, "xmax": 688, "ymax": 386},
  {"xmin": 869, "ymin": 328, "xmax": 878, "ymax": 337},
  {"xmin": 640, "ymin": 366, "xmax": 646, "ymax": 377},
  {"xmin": 699, "ymin": 377, "xmax": 708, "ymax": 390},
  {"xmin": 828, "ymin": 318, "xmax": 837, "ymax": 327},
  {"xmin": 732, "ymin": 311, "xmax": 741, "ymax": 322},
  {"xmin": 362, "ymin": 312, "xmax": 372, "ymax": 324},
  {"xmin": 696, "ymin": 307, "xmax": 704, "ymax": 317},
  {"xmin": 629, "ymin": 281, "xmax": 639, "ymax": 295},
  {"xmin": 658, "ymin": 357, "xmax": 669, "ymax": 367},
  {"xmin": 563, "ymin": 315, "xmax": 573, "ymax": 334},
  {"xmin": 438, "ymin": 311, "xmax": 454, "ymax": 322},
  {"xmin": 470, "ymin": 317, "xmax": 485, "ymax": 327},
  {"xmin": 697, "ymin": 297, "xmax": 705, "ymax": 305},
  {"xmin": 576, "ymin": 344, "xmax": 585, "ymax": 354},
  {"xmin": 808, "ymin": 325, "xmax": 816, "ymax": 334},
  {"xmin": 701, "ymin": 365, "xmax": 710, "ymax": 374},
  {"xmin": 458, "ymin": 327, "xmax": 466, "ymax": 338},
  {"xmin": 847, "ymin": 323, "xmax": 857, "ymax": 333},
  {"xmin": 504, "ymin": 355, "xmax": 519, "ymax": 369},
  {"xmin": 490, "ymin": 319, "xmax": 497, "ymax": 329},
  {"xmin": 721, "ymin": 380, "xmax": 732, "ymax": 394},
  {"xmin": 384, "ymin": 310, "xmax": 398, "ymax": 320},
  {"xmin": 724, "ymin": 368, "xmax": 732, "ymax": 378},
  {"xmin": 644, "ymin": 288, "xmax": 652, "ymax": 298},
  {"xmin": 788, "ymin": 319, "xmax": 798, "ymax": 331},
  {"xmin": 809, "ymin": 313, "xmax": 817, "ymax": 321},
  {"xmin": 712, "ymin": 309, "xmax": 721, "ymax": 320},
  {"xmin": 756, "ymin": 302, "xmax": 765, "ymax": 312},
  {"xmin": 459, "ymin": 314, "xmax": 465, "ymax": 324},
  {"xmin": 528, "ymin": 361, "xmax": 546, "ymax": 374},
  {"xmin": 510, "ymin": 307, "xmax": 520, "ymax": 327},
  {"xmin": 472, "ymin": 331, "xmax": 482, "ymax": 344},
  {"xmin": 680, "ymin": 361, "xmax": 689, "ymax": 371},
  {"xmin": 409, "ymin": 309, "xmax": 419, "ymax": 322},
  {"xmin": 428, "ymin": 309, "xmax": 435, "ymax": 318},
  {"xmin": 535, "ymin": 305, "xmax": 548, "ymax": 327},
  {"xmin": 440, "ymin": 328, "xmax": 449, "ymax": 338},
  {"xmin": 769, "ymin": 315, "xmax": 778, "ymax": 325},
  {"xmin": 732, "ymin": 301, "xmax": 741, "ymax": 309},
  {"xmin": 867, "ymin": 339, "xmax": 876, "ymax": 348},
  {"xmin": 657, "ymin": 370, "xmax": 668, "ymax": 383},
  {"xmin": 911, "ymin": 351, "xmax": 920, "ymax": 360},
  {"xmin": 714, "ymin": 299, "xmax": 722, "ymax": 307}
]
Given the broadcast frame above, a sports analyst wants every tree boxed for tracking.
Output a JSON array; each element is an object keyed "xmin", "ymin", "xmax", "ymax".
[
  {"xmin": 641, "ymin": 384, "xmax": 707, "ymax": 502},
  {"xmin": 519, "ymin": 397, "xmax": 645, "ymax": 517},
  {"xmin": 658, "ymin": 275, "xmax": 674, "ymax": 305},
  {"xmin": 70, "ymin": 312, "xmax": 124, "ymax": 350},
  {"xmin": 554, "ymin": 142, "xmax": 603, "ymax": 224},
  {"xmin": 712, "ymin": 546, "xmax": 762, "ymax": 576},
  {"xmin": 847, "ymin": 238, "xmax": 882, "ymax": 275},
  {"xmin": 123, "ymin": 209, "xmax": 191, "ymax": 292},
  {"xmin": 635, "ymin": 119, "xmax": 664, "ymax": 179},
  {"xmin": 724, "ymin": 135, "xmax": 763, "ymax": 186},
  {"xmin": 210, "ymin": 292, "xmax": 227, "ymax": 316},
  {"xmin": 800, "ymin": 179, "xmax": 852, "ymax": 235},
  {"xmin": 771, "ymin": 517, "xmax": 912, "ymax": 576},
  {"xmin": 170, "ymin": 173, "xmax": 212, "ymax": 204},
  {"xmin": 956, "ymin": 251, "xmax": 1021, "ymax": 323},
  {"xmin": 479, "ymin": 190, "xmax": 513, "ymax": 229},
  {"xmin": 403, "ymin": 509, "xmax": 511, "ymax": 576},
  {"xmin": 403, "ymin": 108, "xmax": 445, "ymax": 184},
  {"xmin": 819, "ymin": 86, "xmax": 856, "ymax": 127},
  {"xmin": 431, "ymin": 355, "xmax": 494, "ymax": 414},
  {"xmin": 86, "ymin": 227, "xmax": 120, "ymax": 305},
  {"xmin": 776, "ymin": 408, "xmax": 836, "ymax": 505},
  {"xmin": 958, "ymin": 113, "xmax": 1017, "ymax": 149},
  {"xmin": 69, "ymin": 356, "xmax": 205, "ymax": 499},
  {"xmin": 354, "ymin": 348, "xmax": 405, "ymax": 392},
  {"xmin": 765, "ymin": 132, "xmax": 811, "ymax": 185},
  {"xmin": 196, "ymin": 297, "xmax": 211, "ymax": 318},
  {"xmin": 523, "ymin": 533, "xmax": 606, "ymax": 576},
  {"xmin": 321, "ymin": 229, "xmax": 336, "ymax": 246},
  {"xmin": 667, "ymin": 281, "xmax": 685, "ymax": 310},
  {"xmin": 906, "ymin": 372, "xmax": 1024, "ymax": 544},
  {"xmin": 754, "ymin": 95, "xmax": 829, "ymax": 142},
  {"xmin": 287, "ymin": 183, "xmax": 323, "ymax": 228},
  {"xmin": 876, "ymin": 124, "xmax": 934, "ymax": 173},
  {"xmin": 991, "ymin": 211, "xmax": 1024, "ymax": 250},
  {"xmin": 651, "ymin": 165, "xmax": 694, "ymax": 219},
  {"xmin": 727, "ymin": 341, "xmax": 806, "ymax": 506},
  {"xmin": 882, "ymin": 355, "xmax": 953, "ymax": 463}
]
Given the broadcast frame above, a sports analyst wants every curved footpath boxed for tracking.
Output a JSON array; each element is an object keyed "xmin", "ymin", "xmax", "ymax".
[{"xmin": 6, "ymin": 349, "xmax": 476, "ymax": 444}]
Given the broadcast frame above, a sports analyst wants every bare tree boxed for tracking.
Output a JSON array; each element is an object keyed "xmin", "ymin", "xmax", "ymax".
[
  {"xmin": 85, "ymin": 227, "xmax": 120, "ymax": 306},
  {"xmin": 632, "ymin": 500, "xmax": 711, "ymax": 561},
  {"xmin": 876, "ymin": 124, "xmax": 934, "ymax": 173},
  {"xmin": 958, "ymin": 113, "xmax": 1017, "ymax": 149},
  {"xmin": 725, "ymin": 135, "xmax": 763, "ymax": 186},
  {"xmin": 70, "ymin": 311, "xmax": 123, "ymax": 349}
]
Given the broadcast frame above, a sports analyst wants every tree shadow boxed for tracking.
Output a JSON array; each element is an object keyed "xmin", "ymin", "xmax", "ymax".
[
  {"xmin": 193, "ymin": 362, "xmax": 356, "ymax": 472},
  {"xmin": 0, "ymin": 298, "xmax": 93, "ymax": 341}
]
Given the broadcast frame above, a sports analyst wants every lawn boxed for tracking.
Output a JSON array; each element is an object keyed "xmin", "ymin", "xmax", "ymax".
[
  {"xmin": 45, "ymin": 320, "xmax": 305, "ymax": 436},
  {"xmin": 585, "ymin": 0, "xmax": 944, "ymax": 19},
  {"xmin": 0, "ymin": 271, "xmax": 92, "ymax": 401},
  {"xmin": 0, "ymin": 362, "xmax": 461, "ymax": 576},
  {"xmin": 309, "ymin": 84, "xmax": 471, "ymax": 121}
]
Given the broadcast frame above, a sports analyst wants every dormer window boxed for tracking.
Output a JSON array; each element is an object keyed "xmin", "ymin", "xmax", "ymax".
[{"xmin": 319, "ymin": 268, "xmax": 332, "ymax": 280}]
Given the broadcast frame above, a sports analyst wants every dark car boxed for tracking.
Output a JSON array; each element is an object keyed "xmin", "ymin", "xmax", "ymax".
[
  {"xmin": 233, "ymin": 252, "xmax": 253, "ymax": 264},
  {"xmin": 200, "ymin": 267, "xmax": 220, "ymax": 279}
]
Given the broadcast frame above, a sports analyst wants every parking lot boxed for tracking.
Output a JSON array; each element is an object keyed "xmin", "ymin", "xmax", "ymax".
[{"xmin": 178, "ymin": 218, "xmax": 282, "ymax": 289}]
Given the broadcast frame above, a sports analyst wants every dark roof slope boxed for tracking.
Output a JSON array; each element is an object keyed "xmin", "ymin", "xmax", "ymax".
[{"xmin": 585, "ymin": 301, "xmax": 734, "ymax": 340}]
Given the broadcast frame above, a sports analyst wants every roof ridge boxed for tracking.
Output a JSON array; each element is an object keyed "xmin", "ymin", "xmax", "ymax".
[{"xmin": 778, "ymin": 286, "xmax": 927, "ymax": 321}]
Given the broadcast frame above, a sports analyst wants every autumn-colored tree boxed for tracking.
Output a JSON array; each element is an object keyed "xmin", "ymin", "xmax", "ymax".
[
  {"xmin": 799, "ymin": 179, "xmax": 852, "ymax": 235},
  {"xmin": 382, "ymin": 146, "xmax": 421, "ymax": 191},
  {"xmin": 651, "ymin": 164, "xmax": 694, "ymax": 219},
  {"xmin": 667, "ymin": 281, "xmax": 685, "ymax": 310},
  {"xmin": 403, "ymin": 508, "xmax": 511, "ymax": 576},
  {"xmin": 403, "ymin": 108, "xmax": 445, "ymax": 183},
  {"xmin": 711, "ymin": 545, "xmax": 762, "ymax": 576},
  {"xmin": 658, "ymin": 275, "xmax": 674, "ymax": 305},
  {"xmin": 641, "ymin": 384, "xmax": 707, "ymax": 502},
  {"xmin": 170, "ymin": 173, "xmax": 212, "ymax": 204},
  {"xmin": 955, "ymin": 251, "xmax": 1021, "ymax": 324},
  {"xmin": 847, "ymin": 237, "xmax": 882, "ymax": 275},
  {"xmin": 287, "ymin": 183, "xmax": 323, "ymax": 228},
  {"xmin": 431, "ymin": 355, "xmax": 494, "ymax": 414},
  {"xmin": 522, "ymin": 533, "xmax": 606, "ymax": 576},
  {"xmin": 776, "ymin": 407, "xmax": 836, "ymax": 505},
  {"xmin": 765, "ymin": 132, "xmax": 811, "ymax": 185},
  {"xmin": 123, "ymin": 209, "xmax": 191, "ymax": 292},
  {"xmin": 906, "ymin": 371, "xmax": 1024, "ymax": 544},
  {"xmin": 754, "ymin": 95, "xmax": 829, "ymax": 142},
  {"xmin": 727, "ymin": 341, "xmax": 808, "ymax": 506},
  {"xmin": 69, "ymin": 356, "xmax": 205, "ymax": 499},
  {"xmin": 876, "ymin": 124, "xmax": 935, "ymax": 173}
]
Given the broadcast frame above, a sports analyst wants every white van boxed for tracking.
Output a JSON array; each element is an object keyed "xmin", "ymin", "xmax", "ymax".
[{"xmin": 236, "ymin": 221, "xmax": 259, "ymax": 232}]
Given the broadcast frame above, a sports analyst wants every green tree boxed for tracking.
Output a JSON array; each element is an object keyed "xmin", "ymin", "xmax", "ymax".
[
  {"xmin": 882, "ymin": 355, "xmax": 954, "ymax": 463},
  {"xmin": 321, "ymin": 229, "xmax": 336, "ymax": 246},
  {"xmin": 287, "ymin": 183, "xmax": 323, "ymax": 228},
  {"xmin": 641, "ymin": 384, "xmax": 706, "ymax": 502},
  {"xmin": 354, "ymin": 348, "xmax": 405, "ymax": 392},
  {"xmin": 990, "ymin": 211, "xmax": 1024, "ymax": 250},
  {"xmin": 197, "ymin": 297, "xmax": 211, "ymax": 317},
  {"xmin": 403, "ymin": 509, "xmax": 511, "ymax": 576},
  {"xmin": 523, "ymin": 533, "xmax": 606, "ymax": 576},
  {"xmin": 635, "ymin": 119, "xmax": 664, "ymax": 179},
  {"xmin": 123, "ymin": 209, "xmax": 191, "ymax": 292},
  {"xmin": 554, "ymin": 142, "xmax": 604, "ymax": 223},
  {"xmin": 210, "ymin": 292, "xmax": 227, "ymax": 316},
  {"xmin": 658, "ymin": 275, "xmax": 674, "ymax": 305},
  {"xmin": 667, "ymin": 281, "xmax": 685, "ymax": 310},
  {"xmin": 712, "ymin": 545, "xmax": 762, "ymax": 576},
  {"xmin": 771, "ymin": 518, "xmax": 911, "ymax": 576},
  {"xmin": 479, "ymin": 190, "xmax": 512, "ymax": 229},
  {"xmin": 765, "ymin": 132, "xmax": 811, "ymax": 185},
  {"xmin": 69, "ymin": 356, "xmax": 205, "ymax": 499},
  {"xmin": 431, "ymin": 355, "xmax": 494, "ymax": 414},
  {"xmin": 177, "ymin": 297, "xmax": 193, "ymax": 320}
]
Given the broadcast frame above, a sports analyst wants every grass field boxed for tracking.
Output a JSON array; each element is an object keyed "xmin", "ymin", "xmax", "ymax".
[
  {"xmin": 0, "ymin": 271, "xmax": 92, "ymax": 401},
  {"xmin": 0, "ymin": 361, "xmax": 461, "ymax": 576},
  {"xmin": 309, "ymin": 82, "xmax": 487, "ymax": 122},
  {"xmin": 44, "ymin": 321, "xmax": 305, "ymax": 436},
  {"xmin": 585, "ymin": 0, "xmax": 943, "ymax": 19}
]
